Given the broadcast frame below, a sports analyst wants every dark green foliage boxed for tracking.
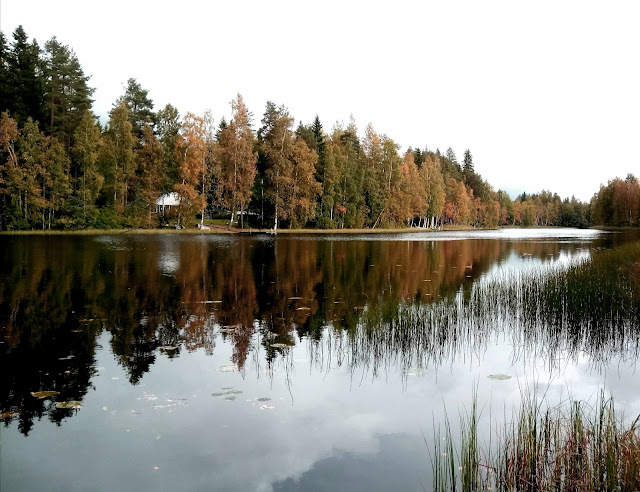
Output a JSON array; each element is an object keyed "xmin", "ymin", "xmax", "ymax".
[
  {"xmin": 4, "ymin": 26, "xmax": 45, "ymax": 125},
  {"xmin": 115, "ymin": 78, "xmax": 154, "ymax": 142},
  {"xmin": 42, "ymin": 37, "xmax": 94, "ymax": 150}
]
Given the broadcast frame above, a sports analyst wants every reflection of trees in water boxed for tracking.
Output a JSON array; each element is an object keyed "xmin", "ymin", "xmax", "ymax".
[{"xmin": 2, "ymin": 235, "xmax": 636, "ymax": 434}]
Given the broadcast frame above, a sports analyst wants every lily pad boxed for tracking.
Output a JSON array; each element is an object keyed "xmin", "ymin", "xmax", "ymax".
[
  {"xmin": 488, "ymin": 374, "xmax": 512, "ymax": 381},
  {"xmin": 224, "ymin": 396, "xmax": 236, "ymax": 401},
  {"xmin": 31, "ymin": 391, "xmax": 60, "ymax": 399},
  {"xmin": 405, "ymin": 368, "xmax": 425, "ymax": 376},
  {"xmin": 56, "ymin": 401, "xmax": 82, "ymax": 409},
  {"xmin": 213, "ymin": 389, "xmax": 243, "ymax": 397},
  {"xmin": 257, "ymin": 397, "xmax": 271, "ymax": 402},
  {"xmin": 158, "ymin": 346, "xmax": 178, "ymax": 351}
]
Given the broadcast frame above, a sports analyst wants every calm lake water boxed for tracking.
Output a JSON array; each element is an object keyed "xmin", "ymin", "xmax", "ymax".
[{"xmin": 1, "ymin": 229, "xmax": 639, "ymax": 491}]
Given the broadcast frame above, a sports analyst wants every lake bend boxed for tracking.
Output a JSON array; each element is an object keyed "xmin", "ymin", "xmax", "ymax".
[{"xmin": 2, "ymin": 228, "xmax": 639, "ymax": 491}]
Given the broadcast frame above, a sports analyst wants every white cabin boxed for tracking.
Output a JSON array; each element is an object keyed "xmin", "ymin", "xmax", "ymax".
[{"xmin": 155, "ymin": 192, "xmax": 181, "ymax": 214}]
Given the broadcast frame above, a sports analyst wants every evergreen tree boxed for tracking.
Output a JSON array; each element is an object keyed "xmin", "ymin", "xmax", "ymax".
[
  {"xmin": 155, "ymin": 103, "xmax": 180, "ymax": 190},
  {"xmin": 462, "ymin": 149, "xmax": 474, "ymax": 174},
  {"xmin": 71, "ymin": 110, "xmax": 103, "ymax": 226},
  {"xmin": 133, "ymin": 121, "xmax": 164, "ymax": 226},
  {"xmin": 42, "ymin": 37, "xmax": 94, "ymax": 150},
  {"xmin": 116, "ymin": 78, "xmax": 154, "ymax": 142},
  {"xmin": 99, "ymin": 102, "xmax": 135, "ymax": 213},
  {"xmin": 6, "ymin": 26, "xmax": 44, "ymax": 125}
]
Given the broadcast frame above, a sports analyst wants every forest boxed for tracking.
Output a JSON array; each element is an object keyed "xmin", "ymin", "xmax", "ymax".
[{"xmin": 1, "ymin": 26, "xmax": 638, "ymax": 231}]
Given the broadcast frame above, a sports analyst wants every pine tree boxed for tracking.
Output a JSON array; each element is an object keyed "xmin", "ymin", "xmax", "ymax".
[
  {"xmin": 155, "ymin": 103, "xmax": 180, "ymax": 191},
  {"xmin": 6, "ymin": 26, "xmax": 44, "ymax": 125},
  {"xmin": 134, "ymin": 122, "xmax": 164, "ymax": 226},
  {"xmin": 100, "ymin": 102, "xmax": 135, "ymax": 212},
  {"xmin": 72, "ymin": 110, "xmax": 103, "ymax": 226},
  {"xmin": 116, "ymin": 78, "xmax": 154, "ymax": 142},
  {"xmin": 42, "ymin": 37, "xmax": 94, "ymax": 150}
]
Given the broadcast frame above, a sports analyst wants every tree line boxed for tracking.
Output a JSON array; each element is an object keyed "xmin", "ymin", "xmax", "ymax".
[{"xmin": 1, "ymin": 26, "xmax": 638, "ymax": 231}]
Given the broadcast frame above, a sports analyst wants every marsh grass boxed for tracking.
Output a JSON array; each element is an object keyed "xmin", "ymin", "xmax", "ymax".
[
  {"xmin": 323, "ymin": 242, "xmax": 640, "ymax": 377},
  {"xmin": 433, "ymin": 392, "xmax": 640, "ymax": 491}
]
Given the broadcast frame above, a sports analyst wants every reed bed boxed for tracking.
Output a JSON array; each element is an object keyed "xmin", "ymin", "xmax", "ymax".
[
  {"xmin": 319, "ymin": 242, "xmax": 640, "ymax": 377},
  {"xmin": 431, "ymin": 392, "xmax": 640, "ymax": 491}
]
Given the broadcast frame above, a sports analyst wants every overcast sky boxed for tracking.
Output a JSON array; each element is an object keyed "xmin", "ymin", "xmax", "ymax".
[{"xmin": 2, "ymin": 0, "xmax": 639, "ymax": 201}]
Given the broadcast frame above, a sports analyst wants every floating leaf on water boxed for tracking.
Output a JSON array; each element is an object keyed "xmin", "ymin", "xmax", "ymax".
[
  {"xmin": 58, "ymin": 355, "xmax": 74, "ymax": 360},
  {"xmin": 211, "ymin": 393, "xmax": 225, "ymax": 397},
  {"xmin": 199, "ymin": 300, "xmax": 222, "ymax": 304},
  {"xmin": 158, "ymin": 346, "xmax": 178, "ymax": 351},
  {"xmin": 270, "ymin": 343, "xmax": 294, "ymax": 348},
  {"xmin": 70, "ymin": 329, "xmax": 83, "ymax": 333},
  {"xmin": 56, "ymin": 401, "xmax": 82, "ymax": 409},
  {"xmin": 288, "ymin": 297, "xmax": 302, "ymax": 300},
  {"xmin": 219, "ymin": 328, "xmax": 235, "ymax": 334},
  {"xmin": 218, "ymin": 364, "xmax": 238, "ymax": 372},
  {"xmin": 295, "ymin": 307, "xmax": 310, "ymax": 311},
  {"xmin": 1, "ymin": 411, "xmax": 20, "ymax": 419},
  {"xmin": 405, "ymin": 368, "xmax": 425, "ymax": 376},
  {"xmin": 224, "ymin": 396, "xmax": 236, "ymax": 401},
  {"xmin": 257, "ymin": 397, "xmax": 271, "ymax": 402},
  {"xmin": 30, "ymin": 391, "xmax": 59, "ymax": 399},
  {"xmin": 488, "ymin": 374, "xmax": 512, "ymax": 380},
  {"xmin": 221, "ymin": 387, "xmax": 233, "ymax": 390},
  {"xmin": 259, "ymin": 404, "xmax": 275, "ymax": 410},
  {"xmin": 78, "ymin": 318, "xmax": 94, "ymax": 322}
]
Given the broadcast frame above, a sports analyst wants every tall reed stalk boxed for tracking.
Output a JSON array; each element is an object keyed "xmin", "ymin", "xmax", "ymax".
[{"xmin": 432, "ymin": 392, "xmax": 640, "ymax": 491}]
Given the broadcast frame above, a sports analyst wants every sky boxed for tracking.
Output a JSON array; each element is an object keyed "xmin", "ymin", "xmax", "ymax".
[{"xmin": 1, "ymin": 0, "xmax": 639, "ymax": 201}]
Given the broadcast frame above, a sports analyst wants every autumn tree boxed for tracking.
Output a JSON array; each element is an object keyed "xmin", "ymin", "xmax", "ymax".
[
  {"xmin": 421, "ymin": 154, "xmax": 445, "ymax": 228},
  {"xmin": 217, "ymin": 94, "xmax": 257, "ymax": 229},
  {"xmin": 174, "ymin": 112, "xmax": 208, "ymax": 225},
  {"xmin": 260, "ymin": 102, "xmax": 294, "ymax": 231},
  {"xmin": 71, "ymin": 110, "xmax": 103, "ymax": 226},
  {"xmin": 133, "ymin": 121, "xmax": 164, "ymax": 226}
]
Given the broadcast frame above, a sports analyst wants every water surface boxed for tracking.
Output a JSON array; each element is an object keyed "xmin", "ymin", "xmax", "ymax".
[{"xmin": 1, "ymin": 229, "xmax": 639, "ymax": 491}]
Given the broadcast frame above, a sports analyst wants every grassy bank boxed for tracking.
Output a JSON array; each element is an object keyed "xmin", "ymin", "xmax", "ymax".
[
  {"xmin": 0, "ymin": 224, "xmax": 508, "ymax": 235},
  {"xmin": 431, "ymin": 392, "xmax": 640, "ymax": 491}
]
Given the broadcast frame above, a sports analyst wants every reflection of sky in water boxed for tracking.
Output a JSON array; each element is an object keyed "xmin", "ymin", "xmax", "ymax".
[
  {"xmin": 3, "ymin": 230, "xmax": 639, "ymax": 492},
  {"xmin": 4, "ymin": 325, "xmax": 639, "ymax": 492},
  {"xmin": 482, "ymin": 247, "xmax": 592, "ymax": 281},
  {"xmin": 293, "ymin": 227, "xmax": 606, "ymax": 242}
]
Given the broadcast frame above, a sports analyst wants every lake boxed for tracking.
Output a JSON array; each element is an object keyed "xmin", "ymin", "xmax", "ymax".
[{"xmin": 1, "ymin": 229, "xmax": 639, "ymax": 491}]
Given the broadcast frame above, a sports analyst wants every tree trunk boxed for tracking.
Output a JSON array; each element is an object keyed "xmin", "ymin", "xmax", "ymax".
[
  {"xmin": 228, "ymin": 207, "xmax": 235, "ymax": 230},
  {"xmin": 240, "ymin": 203, "xmax": 244, "ymax": 229}
]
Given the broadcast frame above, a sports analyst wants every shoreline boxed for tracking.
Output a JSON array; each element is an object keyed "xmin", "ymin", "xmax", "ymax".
[{"xmin": 2, "ymin": 225, "xmax": 613, "ymax": 236}]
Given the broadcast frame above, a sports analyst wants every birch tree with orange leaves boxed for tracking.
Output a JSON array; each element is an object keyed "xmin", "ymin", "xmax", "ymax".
[
  {"xmin": 218, "ymin": 94, "xmax": 257, "ymax": 229},
  {"xmin": 175, "ymin": 112, "xmax": 207, "ymax": 226}
]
